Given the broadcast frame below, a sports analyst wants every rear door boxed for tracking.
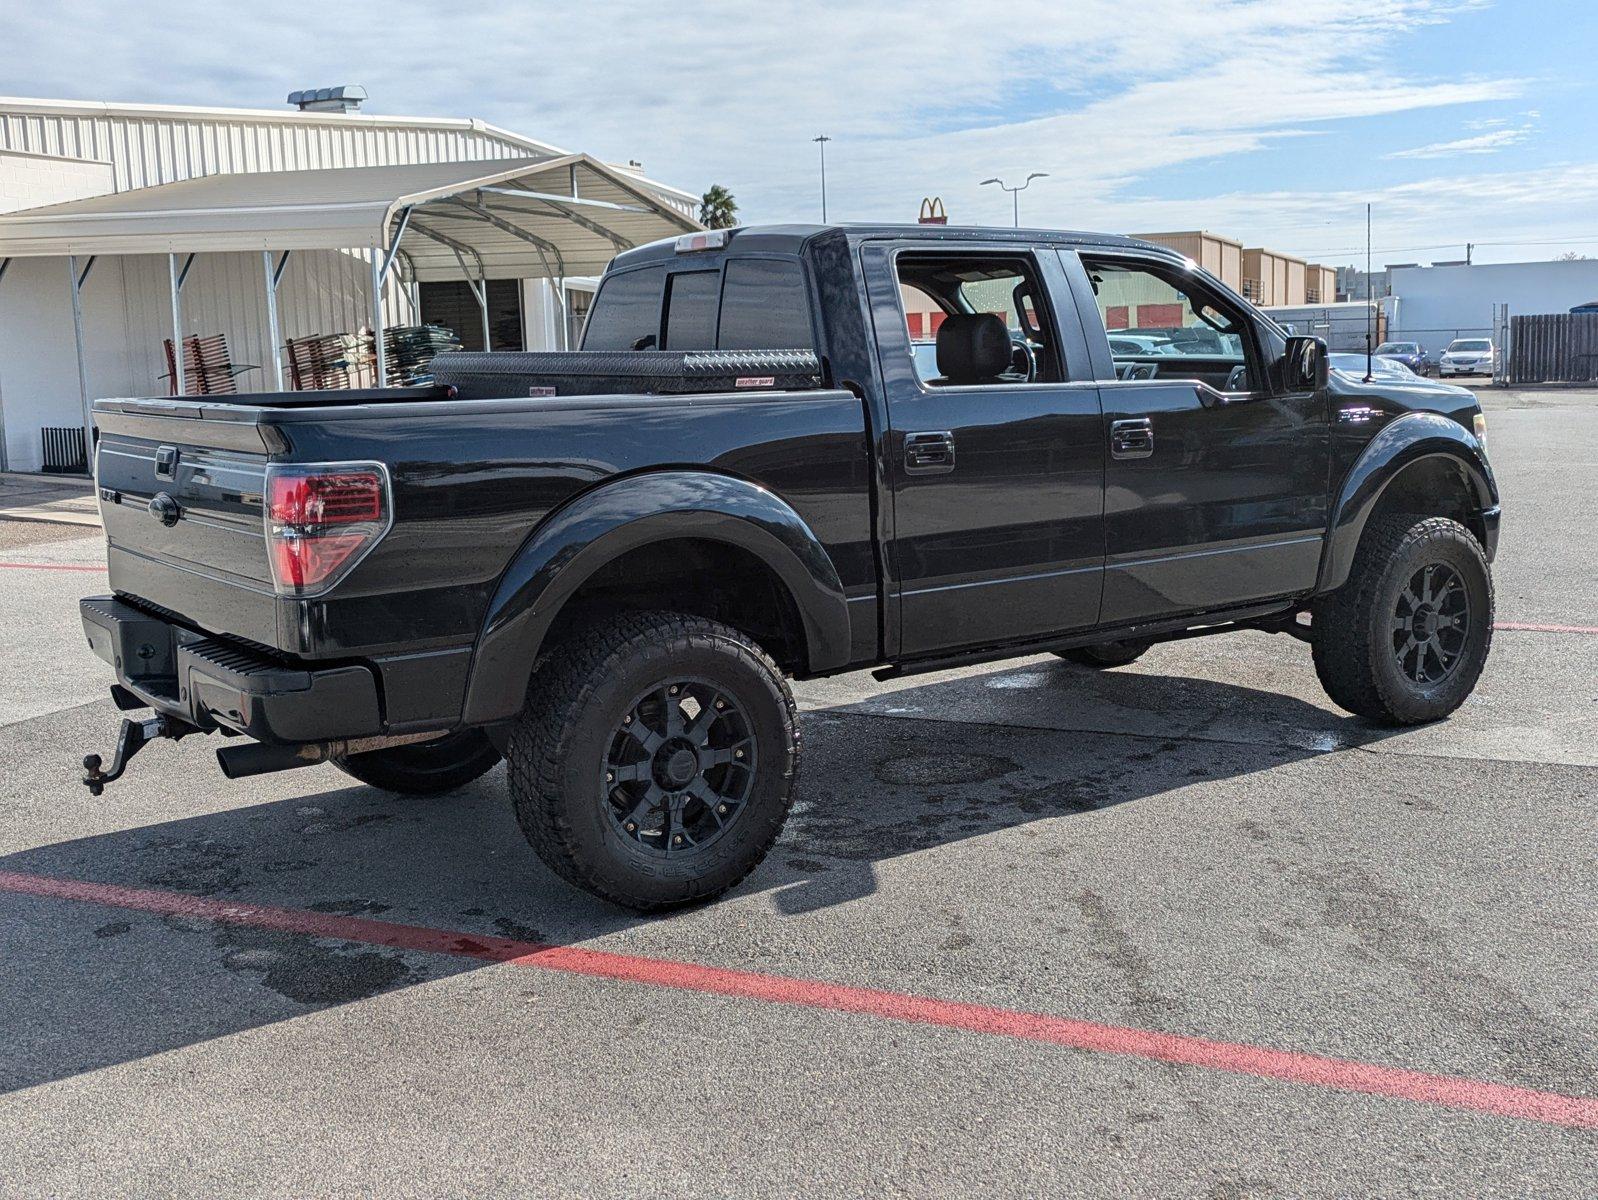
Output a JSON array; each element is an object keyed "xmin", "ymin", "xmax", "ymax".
[
  {"xmin": 862, "ymin": 240, "xmax": 1104, "ymax": 657},
  {"xmin": 1061, "ymin": 248, "xmax": 1329, "ymax": 624}
]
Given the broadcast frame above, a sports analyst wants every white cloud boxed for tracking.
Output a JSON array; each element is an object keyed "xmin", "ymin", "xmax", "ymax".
[
  {"xmin": 1090, "ymin": 161, "xmax": 1598, "ymax": 265},
  {"xmin": 5, "ymin": 0, "xmax": 1586, "ymax": 258},
  {"xmin": 1386, "ymin": 124, "xmax": 1532, "ymax": 159}
]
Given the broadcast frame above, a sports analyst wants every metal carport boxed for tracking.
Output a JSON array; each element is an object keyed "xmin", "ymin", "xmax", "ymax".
[{"xmin": 0, "ymin": 154, "xmax": 700, "ymax": 437}]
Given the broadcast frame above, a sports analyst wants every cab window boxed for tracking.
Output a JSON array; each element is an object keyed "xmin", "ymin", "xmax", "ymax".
[
  {"xmin": 717, "ymin": 258, "xmax": 815, "ymax": 350},
  {"xmin": 1081, "ymin": 256, "xmax": 1257, "ymax": 393},
  {"xmin": 581, "ymin": 266, "xmax": 665, "ymax": 351},
  {"xmin": 662, "ymin": 271, "xmax": 719, "ymax": 349},
  {"xmin": 895, "ymin": 253, "xmax": 1062, "ymax": 387}
]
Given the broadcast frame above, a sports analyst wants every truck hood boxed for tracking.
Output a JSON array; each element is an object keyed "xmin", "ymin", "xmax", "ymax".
[{"xmin": 1327, "ymin": 367, "xmax": 1481, "ymax": 434}]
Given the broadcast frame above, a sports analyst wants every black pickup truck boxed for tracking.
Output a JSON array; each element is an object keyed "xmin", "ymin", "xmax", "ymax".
[{"xmin": 80, "ymin": 223, "xmax": 1500, "ymax": 910}]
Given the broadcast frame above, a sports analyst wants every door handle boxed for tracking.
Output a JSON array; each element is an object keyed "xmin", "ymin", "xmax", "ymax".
[
  {"xmin": 904, "ymin": 430, "xmax": 955, "ymax": 475},
  {"xmin": 1110, "ymin": 417, "xmax": 1154, "ymax": 460}
]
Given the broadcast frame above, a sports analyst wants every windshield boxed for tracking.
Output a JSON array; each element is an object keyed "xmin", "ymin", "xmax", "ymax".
[
  {"xmin": 1376, "ymin": 343, "xmax": 1416, "ymax": 354},
  {"xmin": 1450, "ymin": 340, "xmax": 1492, "ymax": 352}
]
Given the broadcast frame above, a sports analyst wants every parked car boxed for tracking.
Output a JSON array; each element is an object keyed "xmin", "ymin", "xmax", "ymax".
[
  {"xmin": 1330, "ymin": 354, "xmax": 1476, "ymax": 399},
  {"xmin": 1439, "ymin": 338, "xmax": 1497, "ymax": 377},
  {"xmin": 1374, "ymin": 341, "xmax": 1433, "ymax": 376},
  {"xmin": 1107, "ymin": 334, "xmax": 1172, "ymax": 356},
  {"xmin": 1331, "ymin": 352, "xmax": 1410, "ymax": 379},
  {"xmin": 78, "ymin": 223, "xmax": 1500, "ymax": 911}
]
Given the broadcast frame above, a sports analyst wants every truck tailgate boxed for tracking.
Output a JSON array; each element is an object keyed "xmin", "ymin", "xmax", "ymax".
[{"xmin": 94, "ymin": 401, "xmax": 280, "ymax": 648}]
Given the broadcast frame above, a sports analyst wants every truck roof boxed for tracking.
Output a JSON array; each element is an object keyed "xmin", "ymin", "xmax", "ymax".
[{"xmin": 611, "ymin": 222, "xmax": 1156, "ymax": 271}]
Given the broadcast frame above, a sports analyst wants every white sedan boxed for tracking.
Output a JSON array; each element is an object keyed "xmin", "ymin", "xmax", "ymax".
[{"xmin": 1438, "ymin": 338, "xmax": 1496, "ymax": 377}]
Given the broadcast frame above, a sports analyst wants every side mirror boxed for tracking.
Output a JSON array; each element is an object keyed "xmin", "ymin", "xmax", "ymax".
[{"xmin": 1283, "ymin": 335, "xmax": 1328, "ymax": 392}]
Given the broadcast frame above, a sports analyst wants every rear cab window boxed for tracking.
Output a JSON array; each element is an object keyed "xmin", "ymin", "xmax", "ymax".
[
  {"xmin": 581, "ymin": 265, "xmax": 665, "ymax": 350},
  {"xmin": 581, "ymin": 254, "xmax": 816, "ymax": 353}
]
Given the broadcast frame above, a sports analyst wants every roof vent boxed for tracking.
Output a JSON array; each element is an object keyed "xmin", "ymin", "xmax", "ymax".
[{"xmin": 288, "ymin": 86, "xmax": 368, "ymax": 113}]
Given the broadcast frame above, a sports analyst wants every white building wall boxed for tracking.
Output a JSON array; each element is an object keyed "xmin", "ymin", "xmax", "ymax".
[
  {"xmin": 0, "ymin": 149, "xmax": 115, "ymax": 212},
  {"xmin": 1391, "ymin": 259, "xmax": 1598, "ymax": 357},
  {"xmin": 0, "ymin": 248, "xmax": 420, "ymax": 471}
]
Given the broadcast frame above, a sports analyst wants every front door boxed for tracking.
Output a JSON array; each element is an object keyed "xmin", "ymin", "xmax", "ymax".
[
  {"xmin": 1063, "ymin": 249, "xmax": 1329, "ymax": 624},
  {"xmin": 863, "ymin": 242, "xmax": 1104, "ymax": 657}
]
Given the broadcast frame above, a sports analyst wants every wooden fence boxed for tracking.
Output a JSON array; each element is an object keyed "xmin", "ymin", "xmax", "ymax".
[{"xmin": 1508, "ymin": 313, "xmax": 1598, "ymax": 384}]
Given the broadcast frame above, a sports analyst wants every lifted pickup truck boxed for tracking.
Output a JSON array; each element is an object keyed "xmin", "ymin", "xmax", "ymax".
[{"xmin": 80, "ymin": 223, "xmax": 1500, "ymax": 910}]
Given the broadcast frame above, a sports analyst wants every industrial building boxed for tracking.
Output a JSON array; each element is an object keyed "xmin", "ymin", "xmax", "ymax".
[
  {"xmin": 1135, "ymin": 231, "xmax": 1336, "ymax": 307},
  {"xmin": 0, "ymin": 93, "xmax": 701, "ymax": 473},
  {"xmin": 1387, "ymin": 258, "xmax": 1598, "ymax": 358}
]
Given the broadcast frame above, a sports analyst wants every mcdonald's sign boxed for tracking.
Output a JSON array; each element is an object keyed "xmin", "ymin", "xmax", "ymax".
[{"xmin": 918, "ymin": 197, "xmax": 948, "ymax": 225}]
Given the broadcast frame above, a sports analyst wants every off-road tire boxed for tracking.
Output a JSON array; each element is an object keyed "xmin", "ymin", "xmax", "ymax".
[
  {"xmin": 332, "ymin": 730, "xmax": 502, "ymax": 795},
  {"xmin": 508, "ymin": 611, "xmax": 800, "ymax": 912},
  {"xmin": 1312, "ymin": 513, "xmax": 1493, "ymax": 725},
  {"xmin": 1054, "ymin": 640, "xmax": 1150, "ymax": 668}
]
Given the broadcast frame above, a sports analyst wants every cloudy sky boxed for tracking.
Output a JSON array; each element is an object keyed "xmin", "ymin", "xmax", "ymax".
[{"xmin": 8, "ymin": 0, "xmax": 1595, "ymax": 267}]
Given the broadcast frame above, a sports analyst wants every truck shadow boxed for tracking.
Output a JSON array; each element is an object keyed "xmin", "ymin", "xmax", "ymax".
[{"xmin": 1, "ymin": 657, "xmax": 1394, "ymax": 1093}]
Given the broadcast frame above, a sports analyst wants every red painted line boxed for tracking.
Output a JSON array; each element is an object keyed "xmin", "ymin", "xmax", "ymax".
[
  {"xmin": 0, "ymin": 561, "xmax": 106, "ymax": 573},
  {"xmin": 1, "ymin": 869, "xmax": 1593, "ymax": 1131},
  {"xmin": 1493, "ymin": 621, "xmax": 1598, "ymax": 635}
]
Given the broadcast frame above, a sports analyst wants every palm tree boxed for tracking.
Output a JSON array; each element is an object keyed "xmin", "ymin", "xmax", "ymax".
[{"xmin": 698, "ymin": 185, "xmax": 739, "ymax": 230}]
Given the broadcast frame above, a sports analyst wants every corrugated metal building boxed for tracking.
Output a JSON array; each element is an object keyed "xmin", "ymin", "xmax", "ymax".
[
  {"xmin": 0, "ymin": 95, "xmax": 700, "ymax": 473},
  {"xmin": 1134, "ymin": 231, "xmax": 1331, "ymax": 307},
  {"xmin": 1241, "ymin": 246, "xmax": 1307, "ymax": 308},
  {"xmin": 1132, "ymin": 231, "xmax": 1244, "ymax": 292}
]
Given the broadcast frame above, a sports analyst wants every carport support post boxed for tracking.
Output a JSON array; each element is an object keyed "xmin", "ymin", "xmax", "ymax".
[
  {"xmin": 167, "ymin": 253, "xmax": 187, "ymax": 397},
  {"xmin": 0, "ymin": 257, "xmax": 9, "ymax": 471},
  {"xmin": 262, "ymin": 250, "xmax": 290, "ymax": 391},
  {"xmin": 67, "ymin": 255, "xmax": 96, "ymax": 437},
  {"xmin": 370, "ymin": 248, "xmax": 387, "ymax": 388}
]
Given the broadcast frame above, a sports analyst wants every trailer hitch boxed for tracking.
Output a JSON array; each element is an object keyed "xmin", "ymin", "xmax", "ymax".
[{"xmin": 82, "ymin": 711, "xmax": 197, "ymax": 796}]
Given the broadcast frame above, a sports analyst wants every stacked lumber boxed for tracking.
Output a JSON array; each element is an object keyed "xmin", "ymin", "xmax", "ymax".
[{"xmin": 382, "ymin": 325, "xmax": 463, "ymax": 386}]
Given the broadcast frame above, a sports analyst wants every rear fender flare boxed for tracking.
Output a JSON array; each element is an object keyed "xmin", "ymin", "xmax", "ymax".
[
  {"xmin": 462, "ymin": 470, "xmax": 850, "ymax": 725},
  {"xmin": 1317, "ymin": 412, "xmax": 1498, "ymax": 593}
]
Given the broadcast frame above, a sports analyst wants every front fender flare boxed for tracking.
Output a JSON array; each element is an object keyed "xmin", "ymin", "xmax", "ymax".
[
  {"xmin": 1317, "ymin": 412, "xmax": 1499, "ymax": 593},
  {"xmin": 462, "ymin": 470, "xmax": 851, "ymax": 725}
]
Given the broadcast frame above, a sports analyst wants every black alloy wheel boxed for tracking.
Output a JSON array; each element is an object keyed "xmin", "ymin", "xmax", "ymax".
[
  {"xmin": 602, "ymin": 679, "xmax": 756, "ymax": 857},
  {"xmin": 1391, "ymin": 562, "xmax": 1471, "ymax": 685}
]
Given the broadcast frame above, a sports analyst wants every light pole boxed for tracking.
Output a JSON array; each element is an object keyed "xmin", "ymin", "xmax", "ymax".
[
  {"xmin": 980, "ymin": 172, "xmax": 1048, "ymax": 227},
  {"xmin": 813, "ymin": 135, "xmax": 832, "ymax": 222}
]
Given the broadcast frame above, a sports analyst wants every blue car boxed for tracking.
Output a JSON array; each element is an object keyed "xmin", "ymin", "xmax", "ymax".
[{"xmin": 1374, "ymin": 340, "xmax": 1433, "ymax": 376}]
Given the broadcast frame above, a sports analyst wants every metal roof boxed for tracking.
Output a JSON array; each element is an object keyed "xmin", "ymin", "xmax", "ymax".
[
  {"xmin": 0, "ymin": 96, "xmax": 697, "ymax": 210},
  {"xmin": 0, "ymin": 153, "xmax": 700, "ymax": 278}
]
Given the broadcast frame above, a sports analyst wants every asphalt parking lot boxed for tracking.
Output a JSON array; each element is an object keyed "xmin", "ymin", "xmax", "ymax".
[{"xmin": 1, "ymin": 387, "xmax": 1593, "ymax": 1198}]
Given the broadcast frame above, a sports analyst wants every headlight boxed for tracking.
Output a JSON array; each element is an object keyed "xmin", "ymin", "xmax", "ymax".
[{"xmin": 1473, "ymin": 412, "xmax": 1487, "ymax": 447}]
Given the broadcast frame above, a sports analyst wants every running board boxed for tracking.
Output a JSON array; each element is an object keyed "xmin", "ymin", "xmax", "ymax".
[{"xmin": 872, "ymin": 601, "xmax": 1300, "ymax": 681}]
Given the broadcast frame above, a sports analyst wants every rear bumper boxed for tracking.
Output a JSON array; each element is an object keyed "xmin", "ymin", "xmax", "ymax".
[{"xmin": 80, "ymin": 596, "xmax": 382, "ymax": 743}]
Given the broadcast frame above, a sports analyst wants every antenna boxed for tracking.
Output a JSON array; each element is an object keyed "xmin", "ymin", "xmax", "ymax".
[{"xmin": 1365, "ymin": 203, "xmax": 1374, "ymax": 383}]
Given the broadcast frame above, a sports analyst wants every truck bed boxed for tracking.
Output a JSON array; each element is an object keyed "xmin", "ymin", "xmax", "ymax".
[{"xmin": 90, "ymin": 363, "xmax": 875, "ymax": 712}]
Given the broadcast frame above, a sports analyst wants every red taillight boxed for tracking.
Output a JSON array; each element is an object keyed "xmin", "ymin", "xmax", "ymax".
[{"xmin": 263, "ymin": 464, "xmax": 390, "ymax": 596}]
